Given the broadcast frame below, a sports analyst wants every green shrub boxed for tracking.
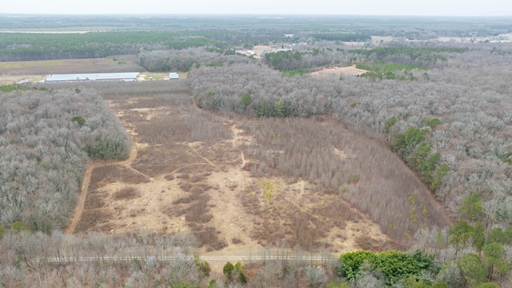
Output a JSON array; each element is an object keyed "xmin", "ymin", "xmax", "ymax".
[
  {"xmin": 430, "ymin": 164, "xmax": 449, "ymax": 192},
  {"xmin": 459, "ymin": 194, "xmax": 485, "ymax": 221},
  {"xmin": 207, "ymin": 279, "xmax": 218, "ymax": 288},
  {"xmin": 223, "ymin": 261, "xmax": 246, "ymax": 284},
  {"xmin": 384, "ymin": 116, "xmax": 397, "ymax": 133},
  {"xmin": 11, "ymin": 221, "xmax": 30, "ymax": 233},
  {"xmin": 424, "ymin": 118, "xmax": 442, "ymax": 129},
  {"xmin": 171, "ymin": 281, "xmax": 198, "ymax": 288},
  {"xmin": 339, "ymin": 251, "xmax": 439, "ymax": 286},
  {"xmin": 72, "ymin": 115, "xmax": 86, "ymax": 126},
  {"xmin": 392, "ymin": 127, "xmax": 429, "ymax": 154},
  {"xmin": 205, "ymin": 61, "xmax": 223, "ymax": 67},
  {"xmin": 326, "ymin": 279, "xmax": 350, "ymax": 288},
  {"xmin": 240, "ymin": 93, "xmax": 253, "ymax": 106},
  {"xmin": 223, "ymin": 262, "xmax": 235, "ymax": 281},
  {"xmin": 282, "ymin": 68, "xmax": 310, "ymax": 77},
  {"xmin": 457, "ymin": 253, "xmax": 486, "ymax": 287},
  {"xmin": 0, "ymin": 84, "xmax": 29, "ymax": 92},
  {"xmin": 0, "ymin": 225, "xmax": 4, "ymax": 238}
]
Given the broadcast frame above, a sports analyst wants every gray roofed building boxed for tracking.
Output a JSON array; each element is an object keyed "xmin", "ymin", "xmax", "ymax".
[{"xmin": 44, "ymin": 72, "xmax": 140, "ymax": 83}]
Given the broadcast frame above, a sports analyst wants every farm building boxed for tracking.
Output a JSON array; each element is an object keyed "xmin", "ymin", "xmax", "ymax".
[
  {"xmin": 169, "ymin": 72, "xmax": 179, "ymax": 80},
  {"xmin": 44, "ymin": 72, "xmax": 140, "ymax": 83}
]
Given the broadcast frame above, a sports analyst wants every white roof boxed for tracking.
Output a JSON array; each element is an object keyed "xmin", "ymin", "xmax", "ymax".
[
  {"xmin": 45, "ymin": 72, "xmax": 140, "ymax": 82},
  {"xmin": 169, "ymin": 72, "xmax": 179, "ymax": 79}
]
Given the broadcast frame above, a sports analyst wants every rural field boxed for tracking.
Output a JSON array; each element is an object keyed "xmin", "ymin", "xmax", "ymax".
[
  {"xmin": 0, "ymin": 55, "xmax": 145, "ymax": 84},
  {"xmin": 64, "ymin": 81, "xmax": 451, "ymax": 257},
  {"xmin": 310, "ymin": 64, "xmax": 368, "ymax": 77}
]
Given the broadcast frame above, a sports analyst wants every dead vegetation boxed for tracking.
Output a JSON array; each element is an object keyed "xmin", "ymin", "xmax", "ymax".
[
  {"xmin": 72, "ymin": 81, "xmax": 450, "ymax": 254},
  {"xmin": 114, "ymin": 187, "xmax": 141, "ymax": 200}
]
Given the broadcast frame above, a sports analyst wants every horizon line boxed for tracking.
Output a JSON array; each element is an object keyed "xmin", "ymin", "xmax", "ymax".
[{"xmin": 2, "ymin": 13, "xmax": 512, "ymax": 17}]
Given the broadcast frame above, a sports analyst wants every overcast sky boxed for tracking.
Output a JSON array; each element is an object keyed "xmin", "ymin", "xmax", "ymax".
[{"xmin": 2, "ymin": 0, "xmax": 512, "ymax": 16}]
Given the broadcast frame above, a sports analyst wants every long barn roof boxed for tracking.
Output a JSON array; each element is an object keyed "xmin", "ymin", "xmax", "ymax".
[{"xmin": 45, "ymin": 72, "xmax": 140, "ymax": 82}]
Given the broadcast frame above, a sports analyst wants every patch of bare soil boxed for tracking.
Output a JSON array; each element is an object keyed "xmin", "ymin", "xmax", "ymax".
[
  {"xmin": 71, "ymin": 86, "xmax": 449, "ymax": 255},
  {"xmin": 310, "ymin": 65, "xmax": 368, "ymax": 77}
]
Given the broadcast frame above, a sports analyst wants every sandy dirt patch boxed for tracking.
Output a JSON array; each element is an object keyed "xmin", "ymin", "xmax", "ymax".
[
  {"xmin": 310, "ymin": 65, "xmax": 368, "ymax": 77},
  {"xmin": 371, "ymin": 36, "xmax": 394, "ymax": 43}
]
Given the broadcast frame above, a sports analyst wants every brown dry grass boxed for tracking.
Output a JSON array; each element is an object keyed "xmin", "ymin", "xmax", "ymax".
[
  {"xmin": 113, "ymin": 187, "xmax": 141, "ymax": 200},
  {"xmin": 72, "ymin": 81, "xmax": 449, "ymax": 254}
]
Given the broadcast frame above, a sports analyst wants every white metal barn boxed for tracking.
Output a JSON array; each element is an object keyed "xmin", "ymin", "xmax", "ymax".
[
  {"xmin": 44, "ymin": 72, "xmax": 140, "ymax": 83},
  {"xmin": 169, "ymin": 72, "xmax": 179, "ymax": 80}
]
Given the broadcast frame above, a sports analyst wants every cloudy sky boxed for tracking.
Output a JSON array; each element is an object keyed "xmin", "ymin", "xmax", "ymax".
[{"xmin": 2, "ymin": 0, "xmax": 512, "ymax": 16}]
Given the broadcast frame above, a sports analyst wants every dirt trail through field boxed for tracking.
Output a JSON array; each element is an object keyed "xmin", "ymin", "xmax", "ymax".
[{"xmin": 64, "ymin": 143, "xmax": 147, "ymax": 234}]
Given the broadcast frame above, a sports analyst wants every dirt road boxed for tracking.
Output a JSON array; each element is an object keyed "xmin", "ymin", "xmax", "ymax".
[{"xmin": 64, "ymin": 144, "xmax": 142, "ymax": 234}]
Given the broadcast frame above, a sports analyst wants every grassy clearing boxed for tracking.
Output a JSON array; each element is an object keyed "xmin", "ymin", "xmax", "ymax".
[
  {"xmin": 282, "ymin": 68, "xmax": 310, "ymax": 77},
  {"xmin": 356, "ymin": 61, "xmax": 426, "ymax": 72},
  {"xmin": 0, "ymin": 75, "xmax": 45, "ymax": 85},
  {"xmin": 0, "ymin": 60, "xmax": 60, "ymax": 69}
]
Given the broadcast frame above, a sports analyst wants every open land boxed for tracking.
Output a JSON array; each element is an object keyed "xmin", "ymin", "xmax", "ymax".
[
  {"xmin": 0, "ymin": 55, "xmax": 145, "ymax": 84},
  {"xmin": 64, "ymin": 81, "xmax": 451, "ymax": 256},
  {"xmin": 310, "ymin": 64, "xmax": 368, "ymax": 77}
]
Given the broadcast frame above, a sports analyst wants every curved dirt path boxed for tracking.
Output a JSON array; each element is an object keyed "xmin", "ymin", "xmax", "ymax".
[{"xmin": 65, "ymin": 145, "xmax": 147, "ymax": 234}]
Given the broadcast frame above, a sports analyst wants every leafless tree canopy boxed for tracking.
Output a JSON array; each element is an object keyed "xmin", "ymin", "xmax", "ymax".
[
  {"xmin": 0, "ymin": 88, "xmax": 131, "ymax": 232},
  {"xmin": 189, "ymin": 44, "xmax": 512, "ymax": 228}
]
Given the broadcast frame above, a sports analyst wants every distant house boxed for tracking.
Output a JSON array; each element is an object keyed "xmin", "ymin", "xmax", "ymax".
[
  {"xmin": 284, "ymin": 34, "xmax": 294, "ymax": 38},
  {"xmin": 44, "ymin": 72, "xmax": 140, "ymax": 83},
  {"xmin": 169, "ymin": 72, "xmax": 179, "ymax": 80}
]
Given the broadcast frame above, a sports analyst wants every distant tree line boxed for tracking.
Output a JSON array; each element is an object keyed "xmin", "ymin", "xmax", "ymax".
[
  {"xmin": 310, "ymin": 33, "xmax": 371, "ymax": 42},
  {"xmin": 0, "ymin": 30, "xmax": 298, "ymax": 62},
  {"xmin": 136, "ymin": 47, "xmax": 253, "ymax": 72}
]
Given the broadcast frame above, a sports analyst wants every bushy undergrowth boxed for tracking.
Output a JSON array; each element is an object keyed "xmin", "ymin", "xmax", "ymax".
[{"xmin": 0, "ymin": 87, "xmax": 130, "ymax": 231}]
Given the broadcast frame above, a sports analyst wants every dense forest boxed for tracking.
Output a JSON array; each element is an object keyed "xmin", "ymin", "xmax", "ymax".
[{"xmin": 0, "ymin": 86, "xmax": 131, "ymax": 232}]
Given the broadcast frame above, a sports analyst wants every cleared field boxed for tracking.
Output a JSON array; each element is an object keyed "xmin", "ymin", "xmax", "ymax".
[
  {"xmin": 0, "ymin": 55, "xmax": 145, "ymax": 84},
  {"xmin": 0, "ymin": 74, "xmax": 46, "ymax": 85},
  {"xmin": 371, "ymin": 36, "xmax": 394, "ymax": 43},
  {"xmin": 64, "ymin": 80, "xmax": 452, "ymax": 256},
  {"xmin": 310, "ymin": 65, "xmax": 368, "ymax": 77},
  {"xmin": 68, "ymin": 86, "xmax": 406, "ymax": 254}
]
